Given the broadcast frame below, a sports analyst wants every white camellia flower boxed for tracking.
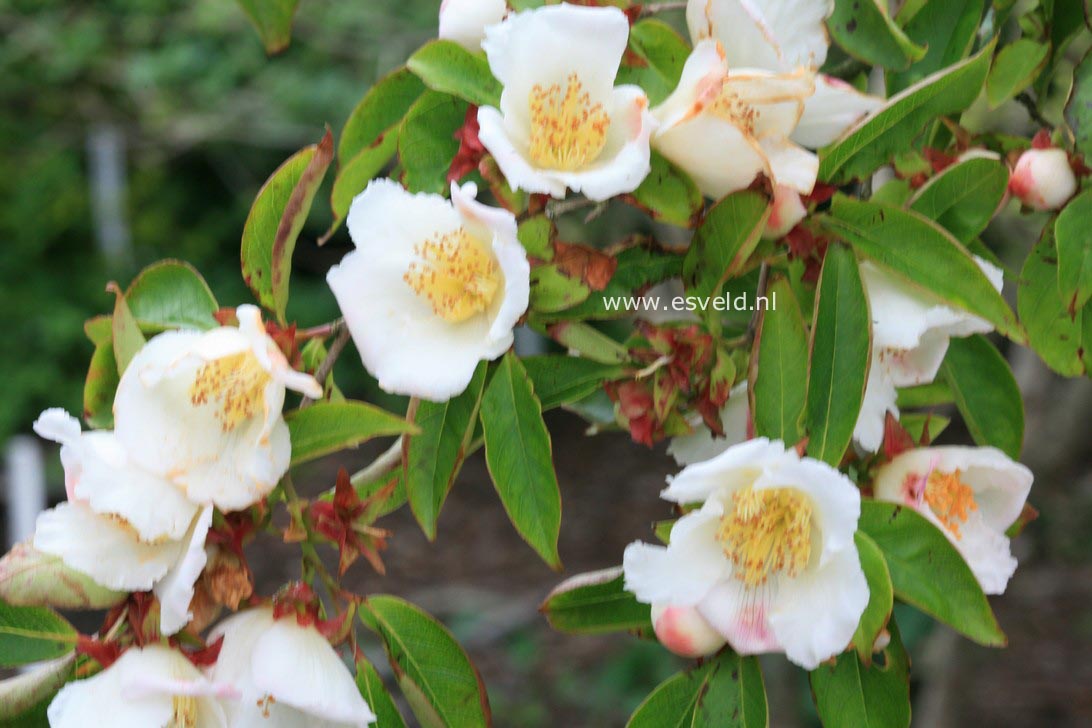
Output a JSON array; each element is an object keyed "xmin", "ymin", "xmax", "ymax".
[
  {"xmin": 31, "ymin": 409, "xmax": 213, "ymax": 635},
  {"xmin": 623, "ymin": 438, "xmax": 869, "ymax": 669},
  {"xmin": 113, "ymin": 304, "xmax": 321, "ymax": 512},
  {"xmin": 853, "ymin": 258, "xmax": 1004, "ymax": 451},
  {"xmin": 328, "ymin": 179, "xmax": 530, "ymax": 401},
  {"xmin": 438, "ymin": 0, "xmax": 507, "ymax": 51},
  {"xmin": 668, "ymin": 381, "xmax": 749, "ymax": 466},
  {"xmin": 476, "ymin": 3, "xmax": 656, "ymax": 200},
  {"xmin": 209, "ymin": 608, "xmax": 376, "ymax": 727},
  {"xmin": 873, "ymin": 446, "xmax": 1033, "ymax": 594},
  {"xmin": 686, "ymin": 0, "xmax": 883, "ymax": 149},
  {"xmin": 652, "ymin": 40, "xmax": 819, "ymax": 199},
  {"xmin": 48, "ymin": 645, "xmax": 234, "ymax": 728}
]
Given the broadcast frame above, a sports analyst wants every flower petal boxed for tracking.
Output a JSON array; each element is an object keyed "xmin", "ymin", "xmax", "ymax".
[
  {"xmin": 758, "ymin": 135, "xmax": 818, "ymax": 193},
  {"xmin": 661, "ymin": 437, "xmax": 788, "ymax": 504},
  {"xmin": 792, "ymin": 74, "xmax": 884, "ymax": 148},
  {"xmin": 688, "ymin": 0, "xmax": 833, "ymax": 71},
  {"xmin": 852, "ymin": 352, "xmax": 898, "ymax": 452},
  {"xmin": 33, "ymin": 502, "xmax": 181, "ymax": 591},
  {"xmin": 155, "ymin": 506, "xmax": 214, "ymax": 636},
  {"xmin": 623, "ymin": 503, "xmax": 731, "ymax": 606},
  {"xmin": 438, "ymin": 0, "xmax": 508, "ymax": 51},
  {"xmin": 768, "ymin": 547, "xmax": 869, "ymax": 669},
  {"xmin": 653, "ymin": 109, "xmax": 768, "ymax": 199},
  {"xmin": 696, "ymin": 579, "xmax": 780, "ymax": 655}
]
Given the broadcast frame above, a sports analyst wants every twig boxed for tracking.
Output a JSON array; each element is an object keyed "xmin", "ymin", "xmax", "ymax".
[
  {"xmin": 546, "ymin": 196, "xmax": 597, "ymax": 219},
  {"xmin": 300, "ymin": 322, "xmax": 351, "ymax": 409},
  {"xmin": 640, "ymin": 1, "xmax": 688, "ymax": 15},
  {"xmin": 297, "ymin": 318, "xmax": 343, "ymax": 341},
  {"xmin": 350, "ymin": 436, "xmax": 406, "ymax": 486},
  {"xmin": 747, "ymin": 262, "xmax": 770, "ymax": 341},
  {"xmin": 1016, "ymin": 92, "xmax": 1052, "ymax": 130}
]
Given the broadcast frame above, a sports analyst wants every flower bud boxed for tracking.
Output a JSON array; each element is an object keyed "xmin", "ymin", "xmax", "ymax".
[
  {"xmin": 1009, "ymin": 148, "xmax": 1077, "ymax": 211},
  {"xmin": 438, "ymin": 0, "xmax": 508, "ymax": 51},
  {"xmin": 763, "ymin": 185, "xmax": 807, "ymax": 240},
  {"xmin": 651, "ymin": 603, "xmax": 726, "ymax": 658}
]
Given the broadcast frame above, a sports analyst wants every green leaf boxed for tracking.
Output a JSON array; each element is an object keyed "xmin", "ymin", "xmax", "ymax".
[
  {"xmin": 522, "ymin": 355, "xmax": 625, "ymax": 411},
  {"xmin": 899, "ymin": 412, "xmax": 950, "ymax": 442},
  {"xmin": 806, "ymin": 245, "xmax": 871, "ymax": 466},
  {"xmin": 617, "ymin": 19, "xmax": 690, "ymax": 105},
  {"xmin": 355, "ymin": 658, "xmax": 407, "ymax": 728},
  {"xmin": 820, "ymin": 40, "xmax": 994, "ymax": 183},
  {"xmin": 544, "ymin": 322, "xmax": 629, "ymax": 364},
  {"xmin": 241, "ymin": 130, "xmax": 334, "ymax": 322},
  {"xmin": 530, "ymin": 265, "xmax": 592, "ymax": 313},
  {"xmin": 286, "ymin": 401, "xmax": 418, "ymax": 466},
  {"xmin": 330, "ymin": 133, "xmax": 400, "ymax": 225},
  {"xmin": 407, "ymin": 40, "xmax": 502, "ymax": 108},
  {"xmin": 1055, "ymin": 188, "xmax": 1092, "ymax": 312},
  {"xmin": 628, "ymin": 653, "xmax": 767, "ymax": 728},
  {"xmin": 0, "ymin": 543, "xmax": 125, "ymax": 610},
  {"xmin": 235, "ymin": 0, "xmax": 299, "ymax": 54},
  {"xmin": 1066, "ymin": 49, "xmax": 1092, "ymax": 160},
  {"xmin": 852, "ymin": 532, "xmax": 893, "ymax": 662},
  {"xmin": 752, "ymin": 277, "xmax": 808, "ymax": 445},
  {"xmin": 480, "ymin": 353, "xmax": 563, "ymax": 569},
  {"xmin": 1017, "ymin": 222, "xmax": 1087, "ymax": 376},
  {"xmin": 0, "ymin": 602, "xmax": 77, "ymax": 668},
  {"xmin": 908, "ymin": 157, "xmax": 1009, "ymax": 243},
  {"xmin": 888, "ymin": 0, "xmax": 985, "ymax": 94},
  {"xmin": 123, "ymin": 260, "xmax": 219, "ymax": 331},
  {"xmin": 627, "ymin": 152, "xmax": 703, "ymax": 227},
  {"xmin": 829, "ymin": 0, "xmax": 926, "ymax": 70},
  {"xmin": 399, "ymin": 91, "xmax": 469, "ymax": 195},
  {"xmin": 83, "ymin": 339, "xmax": 118, "ymax": 429},
  {"xmin": 684, "ymin": 190, "xmax": 770, "ymax": 299},
  {"xmin": 823, "ymin": 196, "xmax": 1023, "ymax": 342},
  {"xmin": 858, "ymin": 501, "xmax": 1006, "ymax": 646},
  {"xmin": 406, "ymin": 363, "xmax": 488, "ymax": 540},
  {"xmin": 986, "ymin": 39, "xmax": 1050, "ymax": 108},
  {"xmin": 517, "ymin": 215, "xmax": 555, "ymax": 260},
  {"xmin": 361, "ymin": 596, "xmax": 490, "ymax": 728},
  {"xmin": 895, "ymin": 380, "xmax": 953, "ymax": 408},
  {"xmin": 0, "ymin": 654, "xmax": 74, "ymax": 722},
  {"xmin": 108, "ymin": 282, "xmax": 144, "ymax": 377},
  {"xmin": 540, "ymin": 567, "xmax": 652, "ymax": 635},
  {"xmin": 939, "ymin": 335, "xmax": 1024, "ymax": 458},
  {"xmin": 811, "ymin": 620, "xmax": 910, "ymax": 728}
]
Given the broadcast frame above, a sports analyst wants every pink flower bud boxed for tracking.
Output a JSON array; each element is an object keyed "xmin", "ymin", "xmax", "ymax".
[
  {"xmin": 763, "ymin": 185, "xmax": 807, "ymax": 240},
  {"xmin": 1009, "ymin": 148, "xmax": 1077, "ymax": 211},
  {"xmin": 651, "ymin": 603, "xmax": 726, "ymax": 658},
  {"xmin": 439, "ymin": 0, "xmax": 508, "ymax": 51}
]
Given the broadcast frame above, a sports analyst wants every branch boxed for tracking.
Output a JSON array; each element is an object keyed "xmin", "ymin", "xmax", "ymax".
[
  {"xmin": 1016, "ymin": 92, "xmax": 1052, "ymax": 130},
  {"xmin": 747, "ymin": 262, "xmax": 770, "ymax": 341},
  {"xmin": 300, "ymin": 322, "xmax": 351, "ymax": 409},
  {"xmin": 640, "ymin": 1, "xmax": 688, "ymax": 15},
  {"xmin": 350, "ymin": 436, "xmax": 405, "ymax": 486}
]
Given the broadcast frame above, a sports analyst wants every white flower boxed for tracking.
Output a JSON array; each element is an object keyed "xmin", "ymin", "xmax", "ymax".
[
  {"xmin": 476, "ymin": 2, "xmax": 656, "ymax": 200},
  {"xmin": 686, "ymin": 0, "xmax": 883, "ymax": 148},
  {"xmin": 439, "ymin": 0, "xmax": 507, "ymax": 51},
  {"xmin": 650, "ymin": 603, "xmax": 727, "ymax": 658},
  {"xmin": 31, "ymin": 409, "xmax": 213, "ymax": 635},
  {"xmin": 873, "ymin": 446, "xmax": 1033, "ymax": 594},
  {"xmin": 48, "ymin": 645, "xmax": 234, "ymax": 728},
  {"xmin": 209, "ymin": 608, "xmax": 376, "ymax": 727},
  {"xmin": 328, "ymin": 179, "xmax": 530, "ymax": 401},
  {"xmin": 853, "ymin": 258, "xmax": 1004, "ymax": 451},
  {"xmin": 113, "ymin": 304, "xmax": 321, "ymax": 512},
  {"xmin": 668, "ymin": 381, "xmax": 749, "ymax": 466},
  {"xmin": 1009, "ymin": 148, "xmax": 1077, "ymax": 211},
  {"xmin": 623, "ymin": 438, "xmax": 868, "ymax": 669},
  {"xmin": 651, "ymin": 40, "xmax": 819, "ymax": 199}
]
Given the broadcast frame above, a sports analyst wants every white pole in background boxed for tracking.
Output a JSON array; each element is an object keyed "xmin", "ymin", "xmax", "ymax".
[{"xmin": 5, "ymin": 435, "xmax": 46, "ymax": 548}]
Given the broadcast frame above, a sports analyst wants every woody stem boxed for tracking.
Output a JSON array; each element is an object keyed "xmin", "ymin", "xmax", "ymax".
[{"xmin": 299, "ymin": 322, "xmax": 351, "ymax": 409}]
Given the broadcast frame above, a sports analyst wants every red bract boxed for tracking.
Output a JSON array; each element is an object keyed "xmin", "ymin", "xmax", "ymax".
[
  {"xmin": 881, "ymin": 413, "xmax": 916, "ymax": 460},
  {"xmin": 448, "ymin": 105, "xmax": 485, "ymax": 184},
  {"xmin": 308, "ymin": 468, "xmax": 392, "ymax": 576},
  {"xmin": 76, "ymin": 634, "xmax": 122, "ymax": 669}
]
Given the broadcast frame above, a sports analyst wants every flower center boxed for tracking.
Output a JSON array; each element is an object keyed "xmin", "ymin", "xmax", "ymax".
[
  {"xmin": 404, "ymin": 227, "xmax": 500, "ymax": 323},
  {"xmin": 528, "ymin": 73, "xmax": 610, "ymax": 171},
  {"xmin": 169, "ymin": 694, "xmax": 197, "ymax": 728},
  {"xmin": 710, "ymin": 90, "xmax": 757, "ymax": 135},
  {"xmin": 190, "ymin": 351, "xmax": 271, "ymax": 432},
  {"xmin": 717, "ymin": 486, "xmax": 813, "ymax": 588},
  {"xmin": 924, "ymin": 470, "xmax": 978, "ymax": 539}
]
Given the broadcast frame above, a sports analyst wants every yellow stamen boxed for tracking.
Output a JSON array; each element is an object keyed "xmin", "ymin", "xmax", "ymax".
[
  {"xmin": 189, "ymin": 351, "xmax": 271, "ymax": 432},
  {"xmin": 404, "ymin": 227, "xmax": 500, "ymax": 323},
  {"xmin": 924, "ymin": 470, "xmax": 977, "ymax": 539},
  {"xmin": 709, "ymin": 90, "xmax": 757, "ymax": 135},
  {"xmin": 528, "ymin": 73, "xmax": 610, "ymax": 170},
  {"xmin": 717, "ymin": 486, "xmax": 813, "ymax": 588},
  {"xmin": 257, "ymin": 694, "xmax": 277, "ymax": 718},
  {"xmin": 169, "ymin": 695, "xmax": 197, "ymax": 728}
]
